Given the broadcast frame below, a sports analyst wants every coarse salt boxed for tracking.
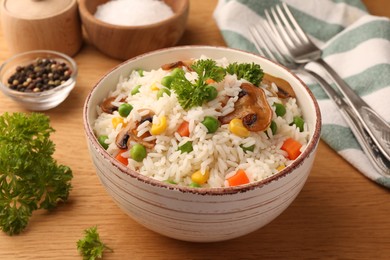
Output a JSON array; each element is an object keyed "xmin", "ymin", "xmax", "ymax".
[{"xmin": 94, "ymin": 0, "xmax": 174, "ymax": 26}]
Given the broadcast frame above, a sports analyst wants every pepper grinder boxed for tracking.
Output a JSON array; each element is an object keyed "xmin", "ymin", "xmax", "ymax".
[{"xmin": 0, "ymin": 0, "xmax": 82, "ymax": 56}]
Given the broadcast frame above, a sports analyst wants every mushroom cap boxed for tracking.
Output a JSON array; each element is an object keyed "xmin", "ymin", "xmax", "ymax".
[
  {"xmin": 115, "ymin": 109, "xmax": 156, "ymax": 150},
  {"xmin": 262, "ymin": 73, "xmax": 296, "ymax": 99},
  {"xmin": 219, "ymin": 83, "xmax": 272, "ymax": 132}
]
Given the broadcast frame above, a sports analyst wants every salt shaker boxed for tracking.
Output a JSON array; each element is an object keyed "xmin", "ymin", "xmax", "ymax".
[{"xmin": 0, "ymin": 0, "xmax": 82, "ymax": 56}]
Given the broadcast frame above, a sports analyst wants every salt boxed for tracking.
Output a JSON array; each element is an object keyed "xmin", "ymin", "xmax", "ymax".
[{"xmin": 94, "ymin": 0, "xmax": 174, "ymax": 26}]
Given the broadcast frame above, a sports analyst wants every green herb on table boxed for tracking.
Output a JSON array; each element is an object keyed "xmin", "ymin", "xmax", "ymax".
[
  {"xmin": 77, "ymin": 226, "xmax": 113, "ymax": 260},
  {"xmin": 0, "ymin": 112, "xmax": 73, "ymax": 235},
  {"xmin": 226, "ymin": 62, "xmax": 264, "ymax": 86},
  {"xmin": 170, "ymin": 59, "xmax": 226, "ymax": 110}
]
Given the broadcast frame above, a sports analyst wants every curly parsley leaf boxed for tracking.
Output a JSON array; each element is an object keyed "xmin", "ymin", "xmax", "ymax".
[
  {"xmin": 191, "ymin": 59, "xmax": 226, "ymax": 83},
  {"xmin": 226, "ymin": 62, "xmax": 264, "ymax": 86},
  {"xmin": 170, "ymin": 59, "xmax": 225, "ymax": 110},
  {"xmin": 77, "ymin": 226, "xmax": 113, "ymax": 260},
  {"xmin": 0, "ymin": 112, "xmax": 73, "ymax": 235}
]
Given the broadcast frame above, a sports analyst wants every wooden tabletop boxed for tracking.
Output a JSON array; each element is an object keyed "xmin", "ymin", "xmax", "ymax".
[{"xmin": 0, "ymin": 0, "xmax": 389, "ymax": 259}]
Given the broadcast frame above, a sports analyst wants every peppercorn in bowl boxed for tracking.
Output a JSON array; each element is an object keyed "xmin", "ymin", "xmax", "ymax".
[
  {"xmin": 0, "ymin": 50, "xmax": 77, "ymax": 111},
  {"xmin": 83, "ymin": 46, "xmax": 322, "ymax": 242}
]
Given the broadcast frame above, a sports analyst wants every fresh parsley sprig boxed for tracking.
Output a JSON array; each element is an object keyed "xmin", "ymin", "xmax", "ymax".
[
  {"xmin": 226, "ymin": 62, "xmax": 264, "ymax": 86},
  {"xmin": 191, "ymin": 59, "xmax": 226, "ymax": 83},
  {"xmin": 77, "ymin": 226, "xmax": 113, "ymax": 260},
  {"xmin": 0, "ymin": 112, "xmax": 73, "ymax": 235},
  {"xmin": 170, "ymin": 59, "xmax": 226, "ymax": 110},
  {"xmin": 170, "ymin": 59, "xmax": 264, "ymax": 110}
]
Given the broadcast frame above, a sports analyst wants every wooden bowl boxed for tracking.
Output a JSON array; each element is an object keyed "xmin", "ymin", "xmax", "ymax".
[
  {"xmin": 0, "ymin": 0, "xmax": 82, "ymax": 57},
  {"xmin": 78, "ymin": 0, "xmax": 189, "ymax": 60}
]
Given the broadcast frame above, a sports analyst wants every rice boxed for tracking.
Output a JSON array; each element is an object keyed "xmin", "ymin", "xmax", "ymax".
[{"xmin": 93, "ymin": 57, "xmax": 310, "ymax": 188}]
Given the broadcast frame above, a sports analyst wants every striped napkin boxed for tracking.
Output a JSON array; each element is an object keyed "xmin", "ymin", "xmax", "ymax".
[{"xmin": 213, "ymin": 0, "xmax": 390, "ymax": 188}]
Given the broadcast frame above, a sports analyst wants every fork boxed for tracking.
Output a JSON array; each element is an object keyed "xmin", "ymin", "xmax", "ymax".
[
  {"xmin": 249, "ymin": 19, "xmax": 390, "ymax": 176},
  {"xmin": 260, "ymin": 2, "xmax": 390, "ymax": 162}
]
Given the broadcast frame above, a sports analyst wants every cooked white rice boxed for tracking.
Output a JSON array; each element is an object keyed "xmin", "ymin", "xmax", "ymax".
[{"xmin": 93, "ymin": 57, "xmax": 310, "ymax": 188}]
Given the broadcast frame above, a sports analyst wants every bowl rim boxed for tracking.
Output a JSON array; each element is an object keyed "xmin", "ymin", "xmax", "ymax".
[
  {"xmin": 0, "ymin": 49, "xmax": 78, "ymax": 98},
  {"xmin": 83, "ymin": 45, "xmax": 322, "ymax": 195},
  {"xmin": 78, "ymin": 0, "xmax": 190, "ymax": 29}
]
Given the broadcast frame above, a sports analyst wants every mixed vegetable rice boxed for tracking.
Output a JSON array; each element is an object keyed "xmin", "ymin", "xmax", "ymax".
[{"xmin": 93, "ymin": 57, "xmax": 309, "ymax": 188}]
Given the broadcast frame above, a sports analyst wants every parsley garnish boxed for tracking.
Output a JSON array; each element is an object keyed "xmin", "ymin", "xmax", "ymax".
[
  {"xmin": 191, "ymin": 59, "xmax": 226, "ymax": 83},
  {"xmin": 77, "ymin": 226, "xmax": 113, "ymax": 260},
  {"xmin": 170, "ymin": 59, "xmax": 226, "ymax": 110},
  {"xmin": 226, "ymin": 62, "xmax": 264, "ymax": 86},
  {"xmin": 169, "ymin": 59, "xmax": 264, "ymax": 110},
  {"xmin": 0, "ymin": 112, "xmax": 73, "ymax": 235}
]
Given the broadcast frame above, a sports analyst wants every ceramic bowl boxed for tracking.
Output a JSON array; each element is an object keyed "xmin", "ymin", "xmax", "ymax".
[
  {"xmin": 0, "ymin": 50, "xmax": 77, "ymax": 111},
  {"xmin": 83, "ymin": 46, "xmax": 321, "ymax": 242},
  {"xmin": 78, "ymin": 0, "xmax": 189, "ymax": 60}
]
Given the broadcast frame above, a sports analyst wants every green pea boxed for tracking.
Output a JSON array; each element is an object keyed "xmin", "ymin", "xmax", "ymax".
[
  {"xmin": 178, "ymin": 141, "xmax": 193, "ymax": 154},
  {"xmin": 274, "ymin": 103, "xmax": 286, "ymax": 117},
  {"xmin": 240, "ymin": 144, "xmax": 255, "ymax": 153},
  {"xmin": 291, "ymin": 116, "xmax": 305, "ymax": 132},
  {"xmin": 270, "ymin": 120, "xmax": 277, "ymax": 135},
  {"xmin": 189, "ymin": 182, "xmax": 201, "ymax": 188},
  {"xmin": 130, "ymin": 143, "xmax": 147, "ymax": 162},
  {"xmin": 98, "ymin": 135, "xmax": 109, "ymax": 150},
  {"xmin": 201, "ymin": 116, "xmax": 219, "ymax": 133},
  {"xmin": 131, "ymin": 85, "xmax": 141, "ymax": 95},
  {"xmin": 170, "ymin": 68, "xmax": 183, "ymax": 78},
  {"xmin": 118, "ymin": 103, "xmax": 133, "ymax": 117},
  {"xmin": 205, "ymin": 85, "xmax": 218, "ymax": 101},
  {"xmin": 161, "ymin": 75, "xmax": 173, "ymax": 88},
  {"xmin": 157, "ymin": 88, "xmax": 171, "ymax": 99},
  {"xmin": 164, "ymin": 179, "xmax": 177, "ymax": 185},
  {"xmin": 137, "ymin": 69, "xmax": 144, "ymax": 77}
]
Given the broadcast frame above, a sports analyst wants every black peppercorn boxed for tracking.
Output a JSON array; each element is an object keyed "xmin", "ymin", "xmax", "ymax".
[{"xmin": 7, "ymin": 58, "xmax": 72, "ymax": 93}]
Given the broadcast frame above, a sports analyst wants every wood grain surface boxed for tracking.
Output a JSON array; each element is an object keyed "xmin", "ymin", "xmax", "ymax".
[{"xmin": 0, "ymin": 0, "xmax": 389, "ymax": 259}]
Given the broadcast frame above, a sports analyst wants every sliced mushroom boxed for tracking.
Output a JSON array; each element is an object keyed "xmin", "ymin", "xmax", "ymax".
[
  {"xmin": 219, "ymin": 83, "xmax": 272, "ymax": 132},
  {"xmin": 161, "ymin": 60, "xmax": 193, "ymax": 71},
  {"xmin": 262, "ymin": 73, "xmax": 296, "ymax": 99},
  {"xmin": 115, "ymin": 109, "xmax": 156, "ymax": 150},
  {"xmin": 115, "ymin": 122, "xmax": 134, "ymax": 149},
  {"xmin": 100, "ymin": 96, "xmax": 126, "ymax": 114},
  {"xmin": 100, "ymin": 96, "xmax": 117, "ymax": 114},
  {"xmin": 129, "ymin": 128, "xmax": 155, "ymax": 150}
]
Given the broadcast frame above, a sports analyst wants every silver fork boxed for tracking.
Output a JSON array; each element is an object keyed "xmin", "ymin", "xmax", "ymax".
[
  {"xmin": 262, "ymin": 2, "xmax": 390, "ymax": 162},
  {"xmin": 249, "ymin": 21, "xmax": 390, "ymax": 176}
]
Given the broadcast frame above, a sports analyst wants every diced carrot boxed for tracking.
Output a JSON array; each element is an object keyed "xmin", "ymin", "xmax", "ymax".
[
  {"xmin": 205, "ymin": 78, "xmax": 215, "ymax": 84},
  {"xmin": 115, "ymin": 149, "xmax": 129, "ymax": 165},
  {"xmin": 227, "ymin": 169, "xmax": 250, "ymax": 187},
  {"xmin": 177, "ymin": 121, "xmax": 190, "ymax": 137},
  {"xmin": 281, "ymin": 138, "xmax": 302, "ymax": 160}
]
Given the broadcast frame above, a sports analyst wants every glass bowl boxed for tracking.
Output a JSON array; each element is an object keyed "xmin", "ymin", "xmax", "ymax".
[{"xmin": 0, "ymin": 50, "xmax": 77, "ymax": 111}]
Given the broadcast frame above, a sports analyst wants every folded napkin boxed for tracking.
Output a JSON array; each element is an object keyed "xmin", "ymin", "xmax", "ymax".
[{"xmin": 214, "ymin": 0, "xmax": 390, "ymax": 188}]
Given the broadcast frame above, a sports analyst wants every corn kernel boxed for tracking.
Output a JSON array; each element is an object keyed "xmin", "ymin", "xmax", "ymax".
[
  {"xmin": 150, "ymin": 83, "xmax": 159, "ymax": 91},
  {"xmin": 112, "ymin": 117, "xmax": 124, "ymax": 129},
  {"xmin": 276, "ymin": 164, "xmax": 286, "ymax": 171},
  {"xmin": 150, "ymin": 116, "xmax": 167, "ymax": 135},
  {"xmin": 229, "ymin": 118, "xmax": 250, "ymax": 137},
  {"xmin": 191, "ymin": 169, "xmax": 210, "ymax": 185}
]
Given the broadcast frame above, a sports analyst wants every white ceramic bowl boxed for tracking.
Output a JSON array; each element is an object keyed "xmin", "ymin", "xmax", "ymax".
[
  {"xmin": 83, "ymin": 46, "xmax": 321, "ymax": 242},
  {"xmin": 0, "ymin": 50, "xmax": 77, "ymax": 111}
]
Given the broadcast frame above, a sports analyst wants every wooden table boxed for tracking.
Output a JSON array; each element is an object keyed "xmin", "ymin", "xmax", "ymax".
[{"xmin": 0, "ymin": 0, "xmax": 389, "ymax": 259}]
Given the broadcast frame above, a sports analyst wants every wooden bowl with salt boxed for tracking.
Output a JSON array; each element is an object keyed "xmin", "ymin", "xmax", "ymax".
[{"xmin": 78, "ymin": 0, "xmax": 190, "ymax": 60}]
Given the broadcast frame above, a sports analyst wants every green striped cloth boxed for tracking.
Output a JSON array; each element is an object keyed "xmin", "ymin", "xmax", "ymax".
[{"xmin": 213, "ymin": 0, "xmax": 390, "ymax": 188}]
